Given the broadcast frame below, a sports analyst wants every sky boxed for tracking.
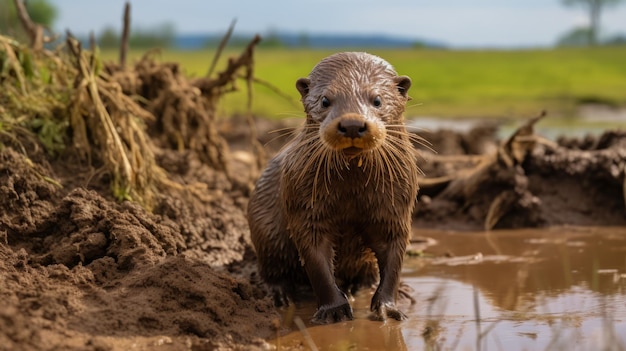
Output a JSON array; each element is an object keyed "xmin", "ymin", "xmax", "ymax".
[{"xmin": 51, "ymin": 0, "xmax": 626, "ymax": 48}]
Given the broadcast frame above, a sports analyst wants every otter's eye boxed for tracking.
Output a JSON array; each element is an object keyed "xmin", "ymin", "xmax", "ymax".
[
  {"xmin": 373, "ymin": 96, "xmax": 382, "ymax": 108},
  {"xmin": 321, "ymin": 96, "xmax": 331, "ymax": 108}
]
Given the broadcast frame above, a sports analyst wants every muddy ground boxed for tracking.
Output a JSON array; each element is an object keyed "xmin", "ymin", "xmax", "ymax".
[
  {"xmin": 2, "ymin": 113, "xmax": 625, "ymax": 350},
  {"xmin": 1, "ymin": 37, "xmax": 626, "ymax": 349}
]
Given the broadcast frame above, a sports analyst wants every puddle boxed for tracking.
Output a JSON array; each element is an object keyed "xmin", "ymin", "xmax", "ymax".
[
  {"xmin": 271, "ymin": 226, "xmax": 626, "ymax": 350},
  {"xmin": 409, "ymin": 115, "xmax": 625, "ymax": 140}
]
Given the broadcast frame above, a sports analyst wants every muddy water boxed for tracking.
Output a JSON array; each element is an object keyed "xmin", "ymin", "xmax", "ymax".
[{"xmin": 271, "ymin": 226, "xmax": 626, "ymax": 350}]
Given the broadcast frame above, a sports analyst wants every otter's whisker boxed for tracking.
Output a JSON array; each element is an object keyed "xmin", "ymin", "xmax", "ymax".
[
  {"xmin": 363, "ymin": 152, "xmax": 375, "ymax": 188},
  {"xmin": 386, "ymin": 140, "xmax": 414, "ymax": 180},
  {"xmin": 324, "ymin": 151, "xmax": 333, "ymax": 196},
  {"xmin": 324, "ymin": 150, "xmax": 339, "ymax": 195},
  {"xmin": 385, "ymin": 127, "xmax": 434, "ymax": 152},
  {"xmin": 297, "ymin": 140, "xmax": 325, "ymax": 194}
]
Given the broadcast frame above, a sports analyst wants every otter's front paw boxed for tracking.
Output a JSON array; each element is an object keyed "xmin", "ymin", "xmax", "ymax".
[
  {"xmin": 370, "ymin": 300, "xmax": 407, "ymax": 322},
  {"xmin": 311, "ymin": 301, "xmax": 354, "ymax": 324}
]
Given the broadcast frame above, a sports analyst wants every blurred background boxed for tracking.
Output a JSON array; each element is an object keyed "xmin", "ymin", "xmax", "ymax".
[
  {"xmin": 2, "ymin": 0, "xmax": 625, "ymax": 130},
  {"xmin": 3, "ymin": 0, "xmax": 626, "ymax": 48}
]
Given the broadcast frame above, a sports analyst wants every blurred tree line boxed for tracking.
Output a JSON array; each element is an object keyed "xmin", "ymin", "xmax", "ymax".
[
  {"xmin": 97, "ymin": 23, "xmax": 176, "ymax": 49},
  {"xmin": 2, "ymin": 0, "xmax": 625, "ymax": 49},
  {"xmin": 0, "ymin": 0, "xmax": 176, "ymax": 49}
]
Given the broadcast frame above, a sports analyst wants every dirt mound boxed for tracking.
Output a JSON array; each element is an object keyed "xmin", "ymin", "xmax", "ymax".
[
  {"xmin": 0, "ymin": 148, "xmax": 277, "ymax": 351},
  {"xmin": 1, "ymin": 28, "xmax": 276, "ymax": 349}
]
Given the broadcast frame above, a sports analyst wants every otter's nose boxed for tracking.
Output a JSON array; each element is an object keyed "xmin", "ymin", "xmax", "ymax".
[{"xmin": 337, "ymin": 119, "xmax": 367, "ymax": 139}]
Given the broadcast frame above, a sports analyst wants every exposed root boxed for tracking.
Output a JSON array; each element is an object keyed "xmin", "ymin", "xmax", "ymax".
[
  {"xmin": 13, "ymin": 0, "xmax": 58, "ymax": 51},
  {"xmin": 67, "ymin": 35, "xmax": 164, "ymax": 205},
  {"xmin": 428, "ymin": 112, "xmax": 547, "ymax": 230},
  {"xmin": 2, "ymin": 24, "xmax": 263, "ymax": 207},
  {"xmin": 415, "ymin": 112, "xmax": 626, "ymax": 230}
]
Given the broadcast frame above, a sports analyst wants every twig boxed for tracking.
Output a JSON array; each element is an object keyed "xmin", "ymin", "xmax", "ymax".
[
  {"xmin": 13, "ymin": 0, "xmax": 43, "ymax": 50},
  {"xmin": 120, "ymin": 2, "xmax": 131, "ymax": 68},
  {"xmin": 238, "ymin": 74, "xmax": 299, "ymax": 107},
  {"xmin": 499, "ymin": 110, "xmax": 547, "ymax": 167},
  {"xmin": 242, "ymin": 34, "xmax": 266, "ymax": 173},
  {"xmin": 89, "ymin": 31, "xmax": 96, "ymax": 51},
  {"xmin": 193, "ymin": 35, "xmax": 261, "ymax": 94},
  {"xmin": 207, "ymin": 18, "xmax": 237, "ymax": 78},
  {"xmin": 293, "ymin": 317, "xmax": 319, "ymax": 351},
  {"xmin": 192, "ymin": 34, "xmax": 265, "ymax": 179}
]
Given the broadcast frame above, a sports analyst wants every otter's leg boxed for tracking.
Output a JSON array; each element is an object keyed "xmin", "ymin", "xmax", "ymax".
[
  {"xmin": 299, "ymin": 236, "xmax": 353, "ymax": 324},
  {"xmin": 369, "ymin": 236, "xmax": 408, "ymax": 321}
]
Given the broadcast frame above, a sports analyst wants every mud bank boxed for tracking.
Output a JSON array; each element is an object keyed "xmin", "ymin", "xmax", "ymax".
[
  {"xmin": 412, "ymin": 120, "xmax": 626, "ymax": 231},
  {"xmin": 2, "ymin": 116, "xmax": 625, "ymax": 350},
  {"xmin": 1, "ymin": 33, "xmax": 278, "ymax": 350}
]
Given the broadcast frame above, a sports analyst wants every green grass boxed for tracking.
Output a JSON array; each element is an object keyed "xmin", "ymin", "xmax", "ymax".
[{"xmin": 99, "ymin": 47, "xmax": 626, "ymax": 120}]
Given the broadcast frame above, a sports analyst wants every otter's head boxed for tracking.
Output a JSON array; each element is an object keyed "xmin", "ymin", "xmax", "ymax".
[{"xmin": 296, "ymin": 52, "xmax": 411, "ymax": 158}]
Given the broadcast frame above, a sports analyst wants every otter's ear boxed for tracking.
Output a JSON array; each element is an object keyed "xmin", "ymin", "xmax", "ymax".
[
  {"xmin": 296, "ymin": 78, "xmax": 310, "ymax": 98},
  {"xmin": 395, "ymin": 76, "xmax": 411, "ymax": 98}
]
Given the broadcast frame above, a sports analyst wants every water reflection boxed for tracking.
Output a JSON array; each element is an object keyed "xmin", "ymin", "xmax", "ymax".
[
  {"xmin": 271, "ymin": 226, "xmax": 626, "ymax": 350},
  {"xmin": 412, "ymin": 226, "xmax": 626, "ymax": 309}
]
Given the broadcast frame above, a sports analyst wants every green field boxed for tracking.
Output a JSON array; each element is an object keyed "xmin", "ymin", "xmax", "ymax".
[{"xmin": 100, "ymin": 47, "xmax": 626, "ymax": 120}]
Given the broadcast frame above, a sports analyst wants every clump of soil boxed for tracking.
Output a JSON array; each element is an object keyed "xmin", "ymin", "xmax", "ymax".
[{"xmin": 0, "ymin": 145, "xmax": 277, "ymax": 350}]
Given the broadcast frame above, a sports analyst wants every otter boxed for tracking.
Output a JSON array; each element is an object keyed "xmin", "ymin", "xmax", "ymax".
[{"xmin": 247, "ymin": 52, "xmax": 419, "ymax": 324}]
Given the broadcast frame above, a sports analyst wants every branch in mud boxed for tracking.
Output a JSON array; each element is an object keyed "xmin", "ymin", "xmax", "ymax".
[
  {"xmin": 13, "ymin": 0, "xmax": 57, "ymax": 51},
  {"xmin": 239, "ymin": 75, "xmax": 299, "ymax": 107},
  {"xmin": 207, "ymin": 18, "xmax": 237, "ymax": 78},
  {"xmin": 498, "ymin": 110, "xmax": 548, "ymax": 167},
  {"xmin": 241, "ymin": 35, "xmax": 266, "ymax": 176},
  {"xmin": 415, "ymin": 113, "xmax": 626, "ymax": 230},
  {"xmin": 102, "ymin": 35, "xmax": 265, "ymax": 180},
  {"xmin": 89, "ymin": 31, "xmax": 97, "ymax": 51},
  {"xmin": 193, "ymin": 34, "xmax": 266, "ymax": 179},
  {"xmin": 119, "ymin": 2, "xmax": 131, "ymax": 68},
  {"xmin": 193, "ymin": 35, "xmax": 262, "ymax": 95},
  {"xmin": 99, "ymin": 30, "xmax": 266, "ymax": 189},
  {"xmin": 419, "ymin": 112, "xmax": 550, "ymax": 230}
]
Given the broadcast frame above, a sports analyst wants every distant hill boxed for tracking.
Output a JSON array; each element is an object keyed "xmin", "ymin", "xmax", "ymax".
[{"xmin": 174, "ymin": 32, "xmax": 446, "ymax": 50}]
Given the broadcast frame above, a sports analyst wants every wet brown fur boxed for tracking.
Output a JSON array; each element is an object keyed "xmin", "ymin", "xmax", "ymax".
[{"xmin": 247, "ymin": 52, "xmax": 420, "ymax": 324}]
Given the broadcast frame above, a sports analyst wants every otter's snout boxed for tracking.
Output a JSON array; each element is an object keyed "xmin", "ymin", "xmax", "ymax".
[
  {"xmin": 322, "ymin": 113, "xmax": 385, "ymax": 156},
  {"xmin": 337, "ymin": 118, "xmax": 367, "ymax": 139}
]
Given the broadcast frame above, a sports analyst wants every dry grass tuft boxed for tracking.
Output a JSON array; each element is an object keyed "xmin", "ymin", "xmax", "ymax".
[{"xmin": 1, "ymin": 31, "xmax": 261, "ymax": 207}]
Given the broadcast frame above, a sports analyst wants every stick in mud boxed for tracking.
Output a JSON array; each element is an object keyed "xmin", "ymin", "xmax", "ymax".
[
  {"xmin": 119, "ymin": 1, "xmax": 131, "ymax": 68},
  {"xmin": 207, "ymin": 18, "xmax": 237, "ymax": 78}
]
